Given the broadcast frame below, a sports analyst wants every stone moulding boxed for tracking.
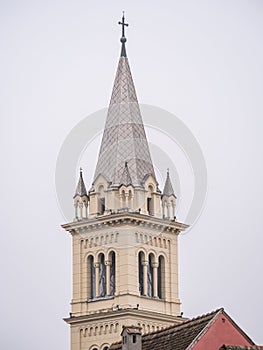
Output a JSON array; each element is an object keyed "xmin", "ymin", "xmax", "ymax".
[{"xmin": 61, "ymin": 212, "xmax": 189, "ymax": 235}]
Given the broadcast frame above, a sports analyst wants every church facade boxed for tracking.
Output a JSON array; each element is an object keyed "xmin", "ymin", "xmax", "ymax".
[{"xmin": 62, "ymin": 14, "xmax": 188, "ymax": 350}]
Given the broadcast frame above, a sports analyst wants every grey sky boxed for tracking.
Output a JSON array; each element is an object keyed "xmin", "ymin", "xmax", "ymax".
[{"xmin": 1, "ymin": 1, "xmax": 263, "ymax": 349}]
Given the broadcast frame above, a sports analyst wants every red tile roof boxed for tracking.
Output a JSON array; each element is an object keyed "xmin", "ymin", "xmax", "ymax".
[{"xmin": 110, "ymin": 308, "xmax": 223, "ymax": 350}]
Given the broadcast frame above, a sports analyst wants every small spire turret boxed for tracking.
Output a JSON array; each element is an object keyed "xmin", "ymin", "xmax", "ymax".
[
  {"xmin": 74, "ymin": 167, "xmax": 87, "ymax": 198},
  {"xmin": 163, "ymin": 169, "xmax": 176, "ymax": 197},
  {"xmin": 162, "ymin": 169, "xmax": 176, "ymax": 220},
  {"xmin": 73, "ymin": 168, "xmax": 89, "ymax": 221}
]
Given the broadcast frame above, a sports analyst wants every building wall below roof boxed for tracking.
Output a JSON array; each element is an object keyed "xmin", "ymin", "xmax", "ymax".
[{"xmin": 193, "ymin": 313, "xmax": 254, "ymax": 350}]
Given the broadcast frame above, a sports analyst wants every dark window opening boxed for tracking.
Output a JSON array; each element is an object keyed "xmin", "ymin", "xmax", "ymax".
[
  {"xmin": 147, "ymin": 255, "xmax": 153, "ymax": 297},
  {"xmin": 157, "ymin": 259, "xmax": 162, "ymax": 298},
  {"xmin": 133, "ymin": 335, "xmax": 136, "ymax": 343},
  {"xmin": 158, "ymin": 256, "xmax": 165, "ymax": 299},
  {"xmin": 110, "ymin": 252, "xmax": 116, "ymax": 296},
  {"xmin": 99, "ymin": 254, "xmax": 106, "ymax": 297},
  {"xmin": 138, "ymin": 252, "xmax": 144, "ymax": 295},
  {"xmin": 100, "ymin": 197, "xmax": 105, "ymax": 214},
  {"xmin": 147, "ymin": 197, "xmax": 152, "ymax": 214},
  {"xmin": 88, "ymin": 255, "xmax": 95, "ymax": 299}
]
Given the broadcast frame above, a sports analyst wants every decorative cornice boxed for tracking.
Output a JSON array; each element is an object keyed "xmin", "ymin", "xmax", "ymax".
[
  {"xmin": 64, "ymin": 307, "xmax": 187, "ymax": 326},
  {"xmin": 61, "ymin": 211, "xmax": 189, "ymax": 235}
]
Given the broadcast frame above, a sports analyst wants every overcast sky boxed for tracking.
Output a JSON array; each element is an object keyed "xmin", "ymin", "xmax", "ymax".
[{"xmin": 1, "ymin": 1, "xmax": 263, "ymax": 349}]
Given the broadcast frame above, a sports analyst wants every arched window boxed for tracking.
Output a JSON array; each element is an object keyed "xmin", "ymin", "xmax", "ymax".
[
  {"xmin": 138, "ymin": 252, "xmax": 144, "ymax": 295},
  {"xmin": 99, "ymin": 253, "xmax": 106, "ymax": 297},
  {"xmin": 147, "ymin": 254, "xmax": 154, "ymax": 297},
  {"xmin": 158, "ymin": 255, "xmax": 165, "ymax": 299},
  {"xmin": 87, "ymin": 255, "xmax": 95, "ymax": 299},
  {"xmin": 109, "ymin": 251, "xmax": 116, "ymax": 295},
  {"xmin": 103, "ymin": 347, "xmax": 109, "ymax": 350}
]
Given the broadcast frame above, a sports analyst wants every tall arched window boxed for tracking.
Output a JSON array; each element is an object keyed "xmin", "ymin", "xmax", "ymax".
[
  {"xmin": 147, "ymin": 254, "xmax": 154, "ymax": 297},
  {"xmin": 109, "ymin": 251, "xmax": 116, "ymax": 296},
  {"xmin": 138, "ymin": 252, "xmax": 144, "ymax": 295},
  {"xmin": 87, "ymin": 255, "xmax": 95, "ymax": 299},
  {"xmin": 99, "ymin": 253, "xmax": 106, "ymax": 297},
  {"xmin": 158, "ymin": 255, "xmax": 165, "ymax": 299}
]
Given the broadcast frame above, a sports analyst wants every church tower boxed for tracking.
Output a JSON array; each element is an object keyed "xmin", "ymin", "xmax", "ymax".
[{"xmin": 62, "ymin": 14, "xmax": 188, "ymax": 350}]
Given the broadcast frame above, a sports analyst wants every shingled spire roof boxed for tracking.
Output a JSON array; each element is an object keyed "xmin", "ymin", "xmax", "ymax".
[
  {"xmin": 74, "ymin": 168, "xmax": 87, "ymax": 198},
  {"xmin": 93, "ymin": 14, "xmax": 155, "ymax": 187},
  {"xmin": 163, "ymin": 169, "xmax": 176, "ymax": 197}
]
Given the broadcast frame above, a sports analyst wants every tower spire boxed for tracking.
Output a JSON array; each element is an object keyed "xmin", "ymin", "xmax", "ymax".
[
  {"xmin": 93, "ymin": 15, "xmax": 155, "ymax": 187},
  {"xmin": 118, "ymin": 11, "xmax": 129, "ymax": 57}
]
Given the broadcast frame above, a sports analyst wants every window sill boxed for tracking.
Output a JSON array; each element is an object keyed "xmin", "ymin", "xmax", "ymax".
[{"xmin": 87, "ymin": 295, "xmax": 114, "ymax": 303}]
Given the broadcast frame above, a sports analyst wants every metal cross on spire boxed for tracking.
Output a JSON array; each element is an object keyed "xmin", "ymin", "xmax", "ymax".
[{"xmin": 118, "ymin": 11, "xmax": 129, "ymax": 57}]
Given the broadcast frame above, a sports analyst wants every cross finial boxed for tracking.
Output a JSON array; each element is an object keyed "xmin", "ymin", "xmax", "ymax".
[{"xmin": 118, "ymin": 12, "xmax": 129, "ymax": 57}]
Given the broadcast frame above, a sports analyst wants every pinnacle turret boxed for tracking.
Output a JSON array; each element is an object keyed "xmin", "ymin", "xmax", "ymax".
[
  {"xmin": 74, "ymin": 168, "xmax": 87, "ymax": 198},
  {"xmin": 163, "ymin": 169, "xmax": 176, "ymax": 198}
]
